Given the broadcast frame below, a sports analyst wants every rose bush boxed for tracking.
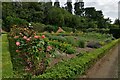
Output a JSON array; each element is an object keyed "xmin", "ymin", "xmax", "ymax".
[{"xmin": 8, "ymin": 26, "xmax": 55, "ymax": 77}]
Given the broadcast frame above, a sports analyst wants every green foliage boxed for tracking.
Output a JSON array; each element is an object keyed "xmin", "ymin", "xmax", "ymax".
[
  {"xmin": 77, "ymin": 40, "xmax": 85, "ymax": 48},
  {"xmin": 54, "ymin": 0, "xmax": 60, "ymax": 8},
  {"xmin": 3, "ymin": 16, "xmax": 28, "ymax": 32},
  {"xmin": 65, "ymin": 36, "xmax": 77, "ymax": 47},
  {"xmin": 32, "ymin": 22, "xmax": 46, "ymax": 32},
  {"xmin": 44, "ymin": 34, "xmax": 85, "ymax": 48},
  {"xmin": 36, "ymin": 39, "xmax": 119, "ymax": 78},
  {"xmin": 49, "ymin": 40, "xmax": 76, "ymax": 54},
  {"xmin": 46, "ymin": 7, "xmax": 65, "ymax": 26},
  {"xmin": 83, "ymin": 28, "xmax": 110, "ymax": 34},
  {"xmin": 65, "ymin": 1, "xmax": 72, "ymax": 14},
  {"xmin": 74, "ymin": 2, "xmax": 84, "ymax": 16},
  {"xmin": 110, "ymin": 28, "xmax": 120, "ymax": 39},
  {"xmin": 62, "ymin": 27, "xmax": 73, "ymax": 32},
  {"xmin": 65, "ymin": 36, "xmax": 85, "ymax": 48},
  {"xmin": 48, "ymin": 35, "xmax": 67, "ymax": 42},
  {"xmin": 44, "ymin": 25, "xmax": 58, "ymax": 32},
  {"xmin": 2, "ymin": 2, "xmax": 112, "ymax": 32},
  {"xmin": 114, "ymin": 18, "xmax": 120, "ymax": 25}
]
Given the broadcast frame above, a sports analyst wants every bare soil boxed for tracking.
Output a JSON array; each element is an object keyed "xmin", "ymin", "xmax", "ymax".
[{"xmin": 49, "ymin": 47, "xmax": 94, "ymax": 67}]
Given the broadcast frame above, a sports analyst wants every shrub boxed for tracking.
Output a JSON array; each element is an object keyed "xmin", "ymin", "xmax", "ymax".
[
  {"xmin": 99, "ymin": 41, "xmax": 105, "ymax": 46},
  {"xmin": 62, "ymin": 27, "xmax": 73, "ymax": 32},
  {"xmin": 66, "ymin": 47, "xmax": 76, "ymax": 54},
  {"xmin": 77, "ymin": 40, "xmax": 85, "ymax": 48},
  {"xmin": 110, "ymin": 28, "xmax": 120, "ymax": 39},
  {"xmin": 8, "ymin": 26, "xmax": 55, "ymax": 77},
  {"xmin": 47, "ymin": 35, "xmax": 67, "ymax": 43},
  {"xmin": 65, "ymin": 36, "xmax": 78, "ymax": 47},
  {"xmin": 87, "ymin": 41, "xmax": 102, "ymax": 48},
  {"xmin": 3, "ymin": 16, "xmax": 28, "ymax": 32},
  {"xmin": 32, "ymin": 22, "xmax": 46, "ymax": 32},
  {"xmin": 44, "ymin": 25, "xmax": 58, "ymax": 33}
]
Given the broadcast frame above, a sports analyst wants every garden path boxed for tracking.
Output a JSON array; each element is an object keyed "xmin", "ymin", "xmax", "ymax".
[{"xmin": 79, "ymin": 43, "xmax": 119, "ymax": 78}]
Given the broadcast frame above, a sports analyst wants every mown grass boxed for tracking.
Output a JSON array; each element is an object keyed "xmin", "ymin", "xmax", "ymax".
[
  {"xmin": 2, "ymin": 34, "xmax": 13, "ymax": 78},
  {"xmin": 0, "ymin": 35, "xmax": 2, "ymax": 79}
]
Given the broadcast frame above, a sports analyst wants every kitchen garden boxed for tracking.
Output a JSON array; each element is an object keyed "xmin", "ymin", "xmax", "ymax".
[{"xmin": 2, "ymin": 25, "xmax": 119, "ymax": 79}]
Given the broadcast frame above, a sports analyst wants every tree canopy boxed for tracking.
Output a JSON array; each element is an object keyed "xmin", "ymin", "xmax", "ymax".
[{"xmin": 2, "ymin": 1, "xmax": 115, "ymax": 32}]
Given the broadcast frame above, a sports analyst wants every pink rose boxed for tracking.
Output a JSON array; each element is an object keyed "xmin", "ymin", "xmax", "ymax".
[
  {"xmin": 14, "ymin": 36, "xmax": 19, "ymax": 39},
  {"xmin": 42, "ymin": 35, "xmax": 45, "ymax": 39},
  {"xmin": 47, "ymin": 46, "xmax": 52, "ymax": 51},
  {"xmin": 34, "ymin": 36, "xmax": 40, "ymax": 39},
  {"xmin": 26, "ymin": 38, "xmax": 30, "ymax": 41},
  {"xmin": 23, "ymin": 36, "xmax": 27, "ymax": 40},
  {"xmin": 16, "ymin": 50, "xmax": 19, "ymax": 53},
  {"xmin": 16, "ymin": 42, "xmax": 20, "ymax": 46}
]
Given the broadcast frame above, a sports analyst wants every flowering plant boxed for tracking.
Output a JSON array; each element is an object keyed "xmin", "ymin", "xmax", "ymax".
[{"xmin": 8, "ymin": 26, "xmax": 55, "ymax": 76}]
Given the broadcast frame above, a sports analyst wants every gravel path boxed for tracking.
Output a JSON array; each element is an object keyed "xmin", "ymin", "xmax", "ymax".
[{"xmin": 79, "ymin": 43, "xmax": 119, "ymax": 78}]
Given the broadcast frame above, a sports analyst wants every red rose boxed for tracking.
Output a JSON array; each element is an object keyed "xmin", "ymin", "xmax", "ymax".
[{"xmin": 42, "ymin": 35, "xmax": 45, "ymax": 39}]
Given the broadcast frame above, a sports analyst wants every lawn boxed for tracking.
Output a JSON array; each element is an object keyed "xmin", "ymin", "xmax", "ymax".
[
  {"xmin": 0, "ymin": 35, "xmax": 2, "ymax": 79},
  {"xmin": 2, "ymin": 34, "xmax": 13, "ymax": 78}
]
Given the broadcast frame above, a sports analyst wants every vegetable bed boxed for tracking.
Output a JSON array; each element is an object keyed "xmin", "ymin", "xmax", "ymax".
[{"xmin": 35, "ymin": 39, "xmax": 119, "ymax": 79}]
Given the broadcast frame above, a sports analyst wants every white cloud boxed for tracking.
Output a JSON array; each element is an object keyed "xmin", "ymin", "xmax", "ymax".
[
  {"xmin": 84, "ymin": 0, "xmax": 119, "ymax": 22},
  {"xmin": 47, "ymin": 0, "xmax": 119, "ymax": 22}
]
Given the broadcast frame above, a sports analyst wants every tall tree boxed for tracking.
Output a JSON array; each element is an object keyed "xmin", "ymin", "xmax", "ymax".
[
  {"xmin": 65, "ymin": 0, "xmax": 72, "ymax": 14},
  {"xmin": 74, "ymin": 0, "xmax": 84, "ymax": 16},
  {"xmin": 54, "ymin": 0, "xmax": 60, "ymax": 8},
  {"xmin": 84, "ymin": 7, "xmax": 96, "ymax": 19},
  {"xmin": 114, "ymin": 19, "xmax": 120, "ymax": 25},
  {"xmin": 43, "ymin": 1, "xmax": 52, "ymax": 24}
]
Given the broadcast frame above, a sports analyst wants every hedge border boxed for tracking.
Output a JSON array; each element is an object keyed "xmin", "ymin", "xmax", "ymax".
[{"xmin": 34, "ymin": 39, "xmax": 120, "ymax": 79}]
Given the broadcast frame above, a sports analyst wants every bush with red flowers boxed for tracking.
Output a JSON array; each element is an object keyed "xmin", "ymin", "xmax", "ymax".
[{"xmin": 8, "ymin": 26, "xmax": 55, "ymax": 77}]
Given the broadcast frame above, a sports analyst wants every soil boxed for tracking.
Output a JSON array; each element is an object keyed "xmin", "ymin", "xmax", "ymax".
[
  {"xmin": 49, "ymin": 47, "xmax": 94, "ymax": 67},
  {"xmin": 76, "ymin": 47, "xmax": 95, "ymax": 53},
  {"xmin": 79, "ymin": 43, "xmax": 119, "ymax": 78}
]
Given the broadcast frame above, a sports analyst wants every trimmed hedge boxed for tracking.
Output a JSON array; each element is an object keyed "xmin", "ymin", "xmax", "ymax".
[
  {"xmin": 35, "ymin": 39, "xmax": 119, "ymax": 79},
  {"xmin": 110, "ymin": 28, "xmax": 120, "ymax": 39}
]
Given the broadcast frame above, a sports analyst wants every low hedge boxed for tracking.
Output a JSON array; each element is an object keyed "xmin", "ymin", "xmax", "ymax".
[
  {"xmin": 110, "ymin": 28, "xmax": 120, "ymax": 39},
  {"xmin": 35, "ymin": 39, "xmax": 119, "ymax": 79}
]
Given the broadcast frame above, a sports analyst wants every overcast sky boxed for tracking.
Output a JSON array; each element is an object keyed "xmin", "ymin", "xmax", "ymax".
[{"xmin": 51, "ymin": 0, "xmax": 119, "ymax": 23}]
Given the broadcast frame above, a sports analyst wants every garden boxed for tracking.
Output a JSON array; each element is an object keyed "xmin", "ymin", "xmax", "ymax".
[
  {"xmin": 2, "ymin": 25, "xmax": 120, "ymax": 79},
  {"xmin": 1, "ymin": 2, "xmax": 120, "ymax": 79}
]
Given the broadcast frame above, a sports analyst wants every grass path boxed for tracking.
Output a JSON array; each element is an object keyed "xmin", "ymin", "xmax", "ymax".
[
  {"xmin": 0, "ymin": 35, "xmax": 2, "ymax": 79},
  {"xmin": 1, "ymin": 34, "xmax": 13, "ymax": 78}
]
